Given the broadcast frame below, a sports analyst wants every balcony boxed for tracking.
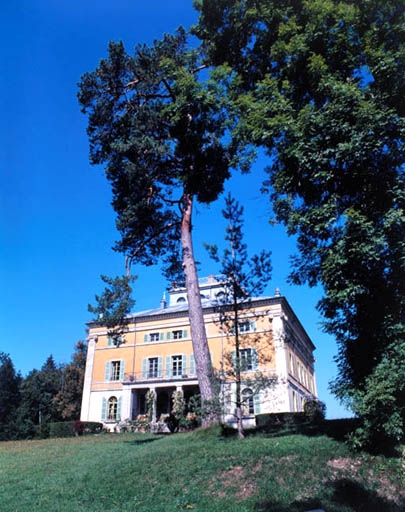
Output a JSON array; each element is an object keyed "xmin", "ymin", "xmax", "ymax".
[{"xmin": 123, "ymin": 371, "xmax": 196, "ymax": 384}]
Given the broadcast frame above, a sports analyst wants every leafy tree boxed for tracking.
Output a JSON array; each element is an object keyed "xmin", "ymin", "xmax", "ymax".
[
  {"xmin": 0, "ymin": 353, "xmax": 21, "ymax": 440},
  {"xmin": 195, "ymin": 0, "xmax": 405, "ymax": 448},
  {"xmin": 17, "ymin": 355, "xmax": 63, "ymax": 437},
  {"xmin": 78, "ymin": 28, "xmax": 251, "ymax": 422},
  {"xmin": 54, "ymin": 341, "xmax": 87, "ymax": 420},
  {"xmin": 206, "ymin": 194, "xmax": 273, "ymax": 438}
]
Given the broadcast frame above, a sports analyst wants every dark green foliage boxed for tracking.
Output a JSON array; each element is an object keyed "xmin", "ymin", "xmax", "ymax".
[
  {"xmin": 48, "ymin": 420, "xmax": 103, "ymax": 438},
  {"xmin": 0, "ymin": 345, "xmax": 90, "ymax": 440},
  {"xmin": 49, "ymin": 421, "xmax": 76, "ymax": 438},
  {"xmin": 0, "ymin": 353, "xmax": 21, "ymax": 440},
  {"xmin": 304, "ymin": 398, "xmax": 326, "ymax": 424},
  {"xmin": 256, "ymin": 412, "xmax": 308, "ymax": 430},
  {"xmin": 195, "ymin": 0, "xmax": 405, "ymax": 450},
  {"xmin": 78, "ymin": 28, "xmax": 250, "ymax": 278},
  {"xmin": 88, "ymin": 275, "xmax": 135, "ymax": 344},
  {"xmin": 16, "ymin": 356, "xmax": 63, "ymax": 438}
]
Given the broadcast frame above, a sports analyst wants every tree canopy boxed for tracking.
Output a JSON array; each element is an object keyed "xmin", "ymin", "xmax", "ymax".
[
  {"xmin": 0, "ymin": 353, "xmax": 21, "ymax": 440},
  {"xmin": 195, "ymin": 0, "xmax": 405, "ymax": 449}
]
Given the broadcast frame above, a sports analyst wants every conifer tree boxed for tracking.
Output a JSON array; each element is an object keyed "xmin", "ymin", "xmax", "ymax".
[
  {"xmin": 206, "ymin": 194, "xmax": 272, "ymax": 438},
  {"xmin": 0, "ymin": 353, "xmax": 21, "ymax": 440}
]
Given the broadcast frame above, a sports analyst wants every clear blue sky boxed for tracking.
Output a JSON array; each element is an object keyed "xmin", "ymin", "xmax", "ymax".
[{"xmin": 1, "ymin": 0, "xmax": 349, "ymax": 418}]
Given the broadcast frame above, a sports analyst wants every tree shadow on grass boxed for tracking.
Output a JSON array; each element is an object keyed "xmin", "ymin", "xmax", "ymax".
[
  {"xmin": 254, "ymin": 478, "xmax": 404, "ymax": 512},
  {"xmin": 330, "ymin": 478, "xmax": 404, "ymax": 512},
  {"xmin": 125, "ymin": 436, "xmax": 165, "ymax": 446}
]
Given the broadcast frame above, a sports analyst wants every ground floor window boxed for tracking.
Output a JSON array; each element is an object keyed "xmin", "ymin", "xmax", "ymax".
[
  {"xmin": 107, "ymin": 396, "xmax": 118, "ymax": 420},
  {"xmin": 242, "ymin": 388, "xmax": 255, "ymax": 415}
]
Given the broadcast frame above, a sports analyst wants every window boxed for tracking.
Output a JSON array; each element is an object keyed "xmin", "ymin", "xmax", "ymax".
[
  {"xmin": 107, "ymin": 396, "xmax": 118, "ymax": 420},
  {"xmin": 242, "ymin": 388, "xmax": 254, "ymax": 415},
  {"xmin": 172, "ymin": 355, "xmax": 183, "ymax": 377},
  {"xmin": 105, "ymin": 360, "xmax": 125, "ymax": 381},
  {"xmin": 167, "ymin": 330, "xmax": 188, "ymax": 340},
  {"xmin": 144, "ymin": 332, "xmax": 164, "ymax": 342},
  {"xmin": 101, "ymin": 396, "xmax": 122, "ymax": 421},
  {"xmin": 177, "ymin": 297, "xmax": 186, "ymax": 303},
  {"xmin": 148, "ymin": 357, "xmax": 159, "ymax": 379},
  {"xmin": 142, "ymin": 357, "xmax": 162, "ymax": 379},
  {"xmin": 240, "ymin": 348, "xmax": 253, "ymax": 371},
  {"xmin": 107, "ymin": 336, "xmax": 123, "ymax": 346},
  {"xmin": 232, "ymin": 348, "xmax": 258, "ymax": 372},
  {"xmin": 110, "ymin": 361, "xmax": 121, "ymax": 381},
  {"xmin": 165, "ymin": 354, "xmax": 186, "ymax": 378},
  {"xmin": 239, "ymin": 321, "xmax": 256, "ymax": 333}
]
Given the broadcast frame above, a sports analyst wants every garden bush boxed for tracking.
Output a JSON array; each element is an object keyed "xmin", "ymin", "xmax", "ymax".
[{"xmin": 48, "ymin": 420, "xmax": 103, "ymax": 438}]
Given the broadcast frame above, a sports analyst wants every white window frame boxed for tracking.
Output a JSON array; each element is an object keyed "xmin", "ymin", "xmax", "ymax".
[
  {"xmin": 240, "ymin": 348, "xmax": 253, "ymax": 371},
  {"xmin": 148, "ymin": 357, "xmax": 159, "ymax": 379},
  {"xmin": 172, "ymin": 355, "xmax": 183, "ymax": 377}
]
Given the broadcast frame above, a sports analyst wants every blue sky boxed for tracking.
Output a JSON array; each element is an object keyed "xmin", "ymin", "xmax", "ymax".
[{"xmin": 1, "ymin": 0, "xmax": 349, "ymax": 418}]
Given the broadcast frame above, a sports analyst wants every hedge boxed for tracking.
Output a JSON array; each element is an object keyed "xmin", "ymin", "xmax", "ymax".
[{"xmin": 48, "ymin": 421, "xmax": 104, "ymax": 438}]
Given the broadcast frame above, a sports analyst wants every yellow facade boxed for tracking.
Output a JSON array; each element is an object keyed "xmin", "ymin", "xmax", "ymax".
[{"xmin": 81, "ymin": 277, "xmax": 317, "ymax": 427}]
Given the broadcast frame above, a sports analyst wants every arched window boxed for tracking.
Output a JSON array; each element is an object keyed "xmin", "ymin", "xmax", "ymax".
[
  {"xmin": 177, "ymin": 297, "xmax": 186, "ymax": 303},
  {"xmin": 242, "ymin": 388, "xmax": 254, "ymax": 415},
  {"xmin": 107, "ymin": 396, "xmax": 118, "ymax": 420}
]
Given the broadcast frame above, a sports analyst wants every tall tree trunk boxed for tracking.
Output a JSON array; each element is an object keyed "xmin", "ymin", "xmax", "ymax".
[
  {"xmin": 233, "ymin": 284, "xmax": 245, "ymax": 439},
  {"xmin": 181, "ymin": 192, "xmax": 217, "ymax": 425}
]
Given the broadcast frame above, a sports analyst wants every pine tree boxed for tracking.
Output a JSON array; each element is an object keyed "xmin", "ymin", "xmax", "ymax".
[
  {"xmin": 0, "ymin": 353, "xmax": 21, "ymax": 440},
  {"xmin": 206, "ymin": 194, "xmax": 273, "ymax": 438},
  {"xmin": 78, "ymin": 28, "xmax": 251, "ymax": 422}
]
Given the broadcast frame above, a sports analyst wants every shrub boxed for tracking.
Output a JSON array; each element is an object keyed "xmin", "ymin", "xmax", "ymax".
[
  {"xmin": 49, "ymin": 421, "xmax": 75, "ymax": 438},
  {"xmin": 255, "ymin": 412, "xmax": 307, "ymax": 431},
  {"xmin": 304, "ymin": 399, "xmax": 326, "ymax": 424},
  {"xmin": 82, "ymin": 421, "xmax": 103, "ymax": 434},
  {"xmin": 48, "ymin": 420, "xmax": 103, "ymax": 438}
]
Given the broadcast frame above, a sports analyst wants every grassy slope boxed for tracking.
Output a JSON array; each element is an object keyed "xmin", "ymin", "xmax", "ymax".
[{"xmin": 0, "ymin": 428, "xmax": 404, "ymax": 512}]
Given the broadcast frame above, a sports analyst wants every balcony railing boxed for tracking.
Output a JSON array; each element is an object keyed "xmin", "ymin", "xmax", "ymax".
[{"xmin": 123, "ymin": 371, "xmax": 196, "ymax": 384}]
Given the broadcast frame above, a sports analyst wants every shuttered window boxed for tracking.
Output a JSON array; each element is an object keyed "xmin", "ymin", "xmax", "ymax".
[
  {"xmin": 144, "ymin": 332, "xmax": 165, "ymax": 342},
  {"xmin": 166, "ymin": 355, "xmax": 186, "ymax": 377},
  {"xmin": 105, "ymin": 360, "xmax": 125, "ymax": 381},
  {"xmin": 232, "ymin": 348, "xmax": 258, "ymax": 372},
  {"xmin": 101, "ymin": 396, "xmax": 122, "ymax": 421},
  {"xmin": 142, "ymin": 357, "xmax": 163, "ymax": 379}
]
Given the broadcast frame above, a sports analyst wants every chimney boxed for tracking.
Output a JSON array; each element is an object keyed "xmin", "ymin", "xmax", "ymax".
[{"xmin": 160, "ymin": 292, "xmax": 167, "ymax": 309}]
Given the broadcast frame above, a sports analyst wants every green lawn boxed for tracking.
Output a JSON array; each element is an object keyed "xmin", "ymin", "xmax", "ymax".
[{"xmin": 0, "ymin": 428, "xmax": 404, "ymax": 512}]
